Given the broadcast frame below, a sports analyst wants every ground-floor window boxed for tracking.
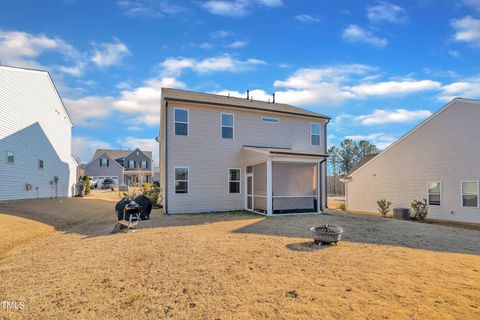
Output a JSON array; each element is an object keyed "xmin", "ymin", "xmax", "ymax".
[
  {"xmin": 228, "ymin": 169, "xmax": 240, "ymax": 194},
  {"xmin": 427, "ymin": 182, "xmax": 441, "ymax": 205},
  {"xmin": 175, "ymin": 167, "xmax": 189, "ymax": 194},
  {"xmin": 462, "ymin": 181, "xmax": 479, "ymax": 207}
]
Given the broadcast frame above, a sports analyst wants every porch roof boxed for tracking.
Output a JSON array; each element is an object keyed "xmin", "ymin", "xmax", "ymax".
[{"xmin": 243, "ymin": 146, "xmax": 328, "ymax": 158}]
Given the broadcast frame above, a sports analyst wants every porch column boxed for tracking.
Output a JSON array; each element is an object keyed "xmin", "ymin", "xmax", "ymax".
[
  {"xmin": 267, "ymin": 159, "xmax": 273, "ymax": 216},
  {"xmin": 317, "ymin": 161, "xmax": 322, "ymax": 213}
]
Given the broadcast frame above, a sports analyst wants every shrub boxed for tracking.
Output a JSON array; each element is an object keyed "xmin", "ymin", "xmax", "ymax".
[
  {"xmin": 411, "ymin": 199, "xmax": 428, "ymax": 221},
  {"xmin": 142, "ymin": 182, "xmax": 152, "ymax": 188},
  {"xmin": 339, "ymin": 203, "xmax": 346, "ymax": 211},
  {"xmin": 377, "ymin": 199, "xmax": 392, "ymax": 217},
  {"xmin": 141, "ymin": 185, "xmax": 161, "ymax": 207},
  {"xmin": 81, "ymin": 175, "xmax": 91, "ymax": 195}
]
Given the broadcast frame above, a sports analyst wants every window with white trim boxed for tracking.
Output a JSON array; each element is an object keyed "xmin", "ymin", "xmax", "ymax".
[
  {"xmin": 174, "ymin": 108, "xmax": 189, "ymax": 136},
  {"xmin": 311, "ymin": 123, "xmax": 320, "ymax": 145},
  {"xmin": 175, "ymin": 167, "xmax": 189, "ymax": 194},
  {"xmin": 261, "ymin": 117, "xmax": 279, "ymax": 124},
  {"xmin": 128, "ymin": 160, "xmax": 135, "ymax": 169},
  {"xmin": 221, "ymin": 113, "xmax": 234, "ymax": 139},
  {"xmin": 462, "ymin": 181, "xmax": 478, "ymax": 207},
  {"xmin": 100, "ymin": 158, "xmax": 109, "ymax": 167},
  {"xmin": 141, "ymin": 160, "xmax": 148, "ymax": 169},
  {"xmin": 427, "ymin": 182, "xmax": 441, "ymax": 205},
  {"xmin": 229, "ymin": 169, "xmax": 241, "ymax": 194},
  {"xmin": 6, "ymin": 151, "xmax": 14, "ymax": 164}
]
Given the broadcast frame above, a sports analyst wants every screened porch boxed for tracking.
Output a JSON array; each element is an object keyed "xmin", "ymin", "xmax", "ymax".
[{"xmin": 243, "ymin": 146, "xmax": 327, "ymax": 215}]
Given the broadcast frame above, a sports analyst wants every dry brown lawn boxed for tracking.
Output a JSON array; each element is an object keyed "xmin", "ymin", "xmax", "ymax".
[{"xmin": 0, "ymin": 191, "xmax": 479, "ymax": 319}]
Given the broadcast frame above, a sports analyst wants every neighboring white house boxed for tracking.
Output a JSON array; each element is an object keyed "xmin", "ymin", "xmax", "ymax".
[
  {"xmin": 0, "ymin": 65, "xmax": 77, "ymax": 200},
  {"xmin": 158, "ymin": 88, "xmax": 330, "ymax": 215},
  {"xmin": 344, "ymin": 98, "xmax": 480, "ymax": 224}
]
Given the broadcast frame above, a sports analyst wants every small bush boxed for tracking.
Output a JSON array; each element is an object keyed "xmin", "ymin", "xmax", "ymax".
[
  {"xmin": 141, "ymin": 185, "xmax": 161, "ymax": 207},
  {"xmin": 142, "ymin": 182, "xmax": 152, "ymax": 188},
  {"xmin": 130, "ymin": 182, "xmax": 139, "ymax": 187},
  {"xmin": 377, "ymin": 199, "xmax": 392, "ymax": 217},
  {"xmin": 81, "ymin": 175, "xmax": 91, "ymax": 195},
  {"xmin": 411, "ymin": 199, "xmax": 428, "ymax": 221},
  {"xmin": 339, "ymin": 203, "xmax": 346, "ymax": 211}
]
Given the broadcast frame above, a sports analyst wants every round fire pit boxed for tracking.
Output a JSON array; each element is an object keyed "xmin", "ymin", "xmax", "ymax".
[{"xmin": 310, "ymin": 224, "xmax": 343, "ymax": 245}]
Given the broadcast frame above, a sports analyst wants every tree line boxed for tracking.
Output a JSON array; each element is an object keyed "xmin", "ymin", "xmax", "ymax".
[{"xmin": 328, "ymin": 139, "xmax": 380, "ymax": 176}]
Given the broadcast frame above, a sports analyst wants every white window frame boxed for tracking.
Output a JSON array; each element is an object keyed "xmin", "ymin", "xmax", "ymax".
[
  {"xmin": 461, "ymin": 181, "xmax": 479, "ymax": 208},
  {"xmin": 427, "ymin": 182, "xmax": 441, "ymax": 206},
  {"xmin": 174, "ymin": 166, "xmax": 189, "ymax": 195},
  {"xmin": 228, "ymin": 168, "xmax": 241, "ymax": 194},
  {"xmin": 100, "ymin": 158, "xmax": 108, "ymax": 167},
  {"xmin": 174, "ymin": 107, "xmax": 189, "ymax": 136},
  {"xmin": 38, "ymin": 159, "xmax": 44, "ymax": 170},
  {"xmin": 141, "ymin": 160, "xmax": 147, "ymax": 169},
  {"xmin": 310, "ymin": 123, "xmax": 321, "ymax": 146},
  {"xmin": 261, "ymin": 117, "xmax": 279, "ymax": 124},
  {"xmin": 128, "ymin": 160, "xmax": 135, "ymax": 169},
  {"xmin": 221, "ymin": 112, "xmax": 234, "ymax": 140},
  {"xmin": 6, "ymin": 151, "xmax": 14, "ymax": 164}
]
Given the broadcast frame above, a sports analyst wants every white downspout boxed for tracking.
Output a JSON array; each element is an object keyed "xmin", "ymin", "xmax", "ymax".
[{"xmin": 267, "ymin": 158, "xmax": 273, "ymax": 216}]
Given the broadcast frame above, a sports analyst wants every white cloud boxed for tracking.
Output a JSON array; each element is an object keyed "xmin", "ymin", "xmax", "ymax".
[
  {"xmin": 72, "ymin": 136, "xmax": 112, "ymax": 163},
  {"xmin": 448, "ymin": 50, "xmax": 461, "ymax": 58},
  {"xmin": 346, "ymin": 133, "xmax": 397, "ymax": 149},
  {"xmin": 439, "ymin": 77, "xmax": 480, "ymax": 101},
  {"xmin": 366, "ymin": 1, "xmax": 408, "ymax": 24},
  {"xmin": 349, "ymin": 80, "xmax": 442, "ymax": 96},
  {"xmin": 294, "ymin": 14, "xmax": 321, "ymax": 23},
  {"xmin": 342, "ymin": 25, "xmax": 388, "ymax": 48},
  {"xmin": 0, "ymin": 29, "xmax": 85, "ymax": 76},
  {"xmin": 209, "ymin": 30, "xmax": 234, "ymax": 38},
  {"xmin": 120, "ymin": 137, "xmax": 160, "ymax": 166},
  {"xmin": 64, "ymin": 96, "xmax": 114, "ymax": 125},
  {"xmin": 355, "ymin": 109, "xmax": 432, "ymax": 125},
  {"xmin": 228, "ymin": 40, "xmax": 248, "ymax": 48},
  {"xmin": 160, "ymin": 55, "xmax": 266, "ymax": 76},
  {"xmin": 113, "ymin": 77, "xmax": 186, "ymax": 126},
  {"xmin": 91, "ymin": 38, "xmax": 131, "ymax": 67},
  {"xmin": 202, "ymin": 0, "xmax": 283, "ymax": 17},
  {"xmin": 451, "ymin": 16, "xmax": 480, "ymax": 46},
  {"xmin": 117, "ymin": 0, "xmax": 184, "ymax": 17}
]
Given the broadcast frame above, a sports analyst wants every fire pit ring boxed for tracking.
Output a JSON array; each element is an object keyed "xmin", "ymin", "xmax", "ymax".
[{"xmin": 310, "ymin": 224, "xmax": 343, "ymax": 245}]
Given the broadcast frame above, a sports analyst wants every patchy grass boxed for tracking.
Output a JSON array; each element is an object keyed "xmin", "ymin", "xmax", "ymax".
[{"xmin": 0, "ymin": 192, "xmax": 479, "ymax": 319}]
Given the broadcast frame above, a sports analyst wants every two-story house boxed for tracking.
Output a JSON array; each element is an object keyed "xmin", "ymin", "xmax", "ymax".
[
  {"xmin": 158, "ymin": 88, "xmax": 330, "ymax": 215},
  {"xmin": 85, "ymin": 148, "xmax": 153, "ymax": 186}
]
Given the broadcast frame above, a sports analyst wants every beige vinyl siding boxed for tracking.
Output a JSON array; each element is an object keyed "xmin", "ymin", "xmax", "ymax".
[
  {"xmin": 165, "ymin": 101, "xmax": 326, "ymax": 214},
  {"xmin": 346, "ymin": 99, "xmax": 480, "ymax": 224}
]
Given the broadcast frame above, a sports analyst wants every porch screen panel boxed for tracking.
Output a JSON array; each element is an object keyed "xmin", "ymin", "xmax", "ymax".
[
  {"xmin": 272, "ymin": 162, "xmax": 318, "ymax": 212},
  {"xmin": 253, "ymin": 162, "xmax": 267, "ymax": 212}
]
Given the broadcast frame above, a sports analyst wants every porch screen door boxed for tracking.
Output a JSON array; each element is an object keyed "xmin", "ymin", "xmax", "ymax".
[{"xmin": 246, "ymin": 174, "xmax": 253, "ymax": 210}]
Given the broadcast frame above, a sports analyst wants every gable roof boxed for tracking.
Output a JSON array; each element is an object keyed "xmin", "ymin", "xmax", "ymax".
[
  {"xmin": 162, "ymin": 88, "xmax": 330, "ymax": 120},
  {"xmin": 347, "ymin": 98, "xmax": 480, "ymax": 178},
  {"xmin": 92, "ymin": 149, "xmax": 153, "ymax": 161},
  {"xmin": 85, "ymin": 152, "xmax": 125, "ymax": 171},
  {"xmin": 0, "ymin": 65, "xmax": 74, "ymax": 127}
]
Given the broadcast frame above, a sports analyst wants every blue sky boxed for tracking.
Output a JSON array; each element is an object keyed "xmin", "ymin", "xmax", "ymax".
[{"xmin": 1, "ymin": 0, "xmax": 480, "ymax": 165}]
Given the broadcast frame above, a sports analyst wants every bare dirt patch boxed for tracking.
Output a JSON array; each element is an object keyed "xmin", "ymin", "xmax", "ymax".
[{"xmin": 0, "ymin": 193, "xmax": 479, "ymax": 319}]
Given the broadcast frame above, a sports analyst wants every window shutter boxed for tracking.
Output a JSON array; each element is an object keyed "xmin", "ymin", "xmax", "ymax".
[
  {"xmin": 99, "ymin": 159, "xmax": 102, "ymax": 166},
  {"xmin": 107, "ymin": 159, "xmax": 109, "ymax": 167}
]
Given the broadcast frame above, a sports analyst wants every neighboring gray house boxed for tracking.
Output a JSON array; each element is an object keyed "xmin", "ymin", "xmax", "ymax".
[
  {"xmin": 85, "ymin": 148, "xmax": 153, "ymax": 186},
  {"xmin": 158, "ymin": 88, "xmax": 330, "ymax": 215},
  {"xmin": 344, "ymin": 98, "xmax": 480, "ymax": 224}
]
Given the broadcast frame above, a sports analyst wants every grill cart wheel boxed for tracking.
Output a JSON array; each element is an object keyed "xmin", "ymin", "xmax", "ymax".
[{"xmin": 310, "ymin": 224, "xmax": 344, "ymax": 245}]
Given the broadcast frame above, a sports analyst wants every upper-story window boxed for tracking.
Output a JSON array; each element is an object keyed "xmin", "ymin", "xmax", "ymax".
[
  {"xmin": 6, "ymin": 151, "xmax": 14, "ymax": 164},
  {"xmin": 221, "ymin": 113, "xmax": 234, "ymax": 139},
  {"xmin": 174, "ymin": 108, "xmax": 189, "ymax": 136},
  {"xmin": 141, "ymin": 160, "xmax": 148, "ymax": 169},
  {"xmin": 261, "ymin": 117, "xmax": 279, "ymax": 124},
  {"xmin": 100, "ymin": 158, "xmax": 109, "ymax": 167},
  {"xmin": 38, "ymin": 160, "xmax": 44, "ymax": 169},
  {"xmin": 311, "ymin": 123, "xmax": 321, "ymax": 146},
  {"xmin": 128, "ymin": 160, "xmax": 135, "ymax": 169}
]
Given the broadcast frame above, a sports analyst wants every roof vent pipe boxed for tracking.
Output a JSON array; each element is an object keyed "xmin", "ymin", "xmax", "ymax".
[
  {"xmin": 246, "ymin": 90, "xmax": 250, "ymax": 100},
  {"xmin": 272, "ymin": 92, "xmax": 275, "ymax": 103}
]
